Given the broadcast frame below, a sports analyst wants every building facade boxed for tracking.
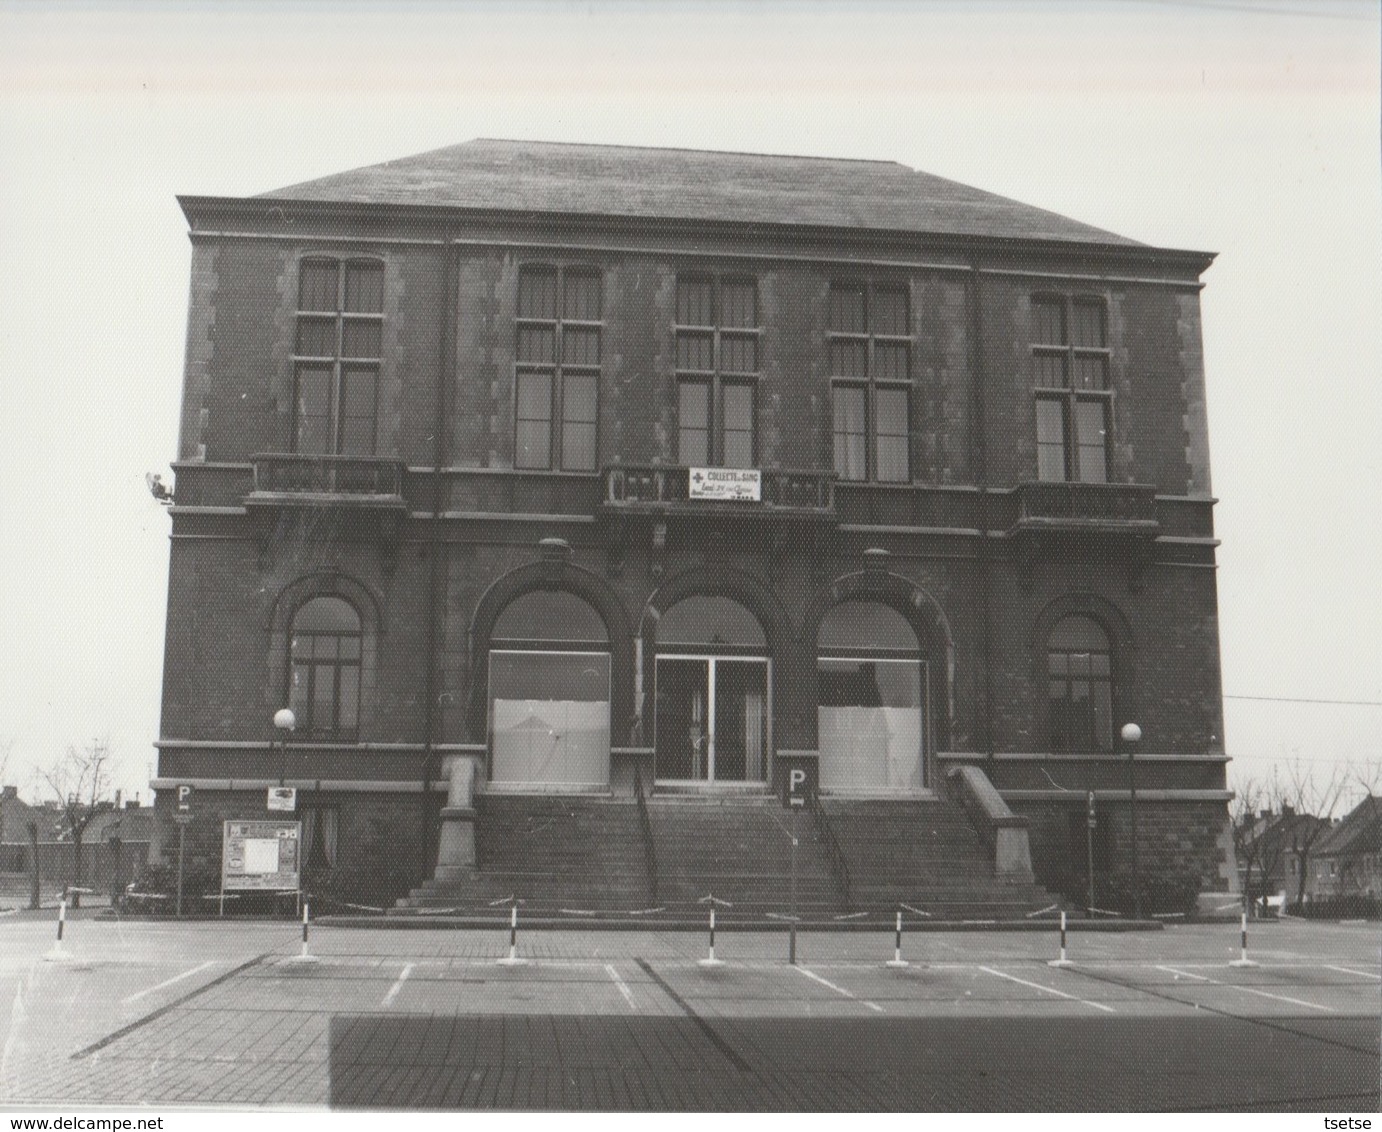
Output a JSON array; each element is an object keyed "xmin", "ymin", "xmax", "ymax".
[{"xmin": 152, "ymin": 140, "xmax": 1232, "ymax": 905}]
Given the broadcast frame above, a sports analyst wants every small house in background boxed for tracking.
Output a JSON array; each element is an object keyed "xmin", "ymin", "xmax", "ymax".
[
  {"xmin": 0, "ymin": 786, "xmax": 154, "ymax": 896},
  {"xmin": 1295, "ymin": 796, "xmax": 1382, "ymax": 901}
]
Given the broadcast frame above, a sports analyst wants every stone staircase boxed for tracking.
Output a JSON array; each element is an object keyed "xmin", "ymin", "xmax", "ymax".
[
  {"xmin": 822, "ymin": 797, "xmax": 1057, "ymax": 918},
  {"xmin": 396, "ymin": 791, "xmax": 1056, "ymax": 920},
  {"xmin": 397, "ymin": 794, "xmax": 652, "ymax": 912},
  {"xmin": 645, "ymin": 794, "xmax": 839, "ymax": 917}
]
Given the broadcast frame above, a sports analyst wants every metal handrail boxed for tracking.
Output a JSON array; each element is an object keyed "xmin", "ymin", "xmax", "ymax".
[{"xmin": 804, "ymin": 790, "xmax": 853, "ymax": 913}]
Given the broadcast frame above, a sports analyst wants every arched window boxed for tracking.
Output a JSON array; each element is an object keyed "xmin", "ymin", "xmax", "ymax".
[
  {"xmin": 289, "ymin": 597, "xmax": 362, "ymax": 738},
  {"xmin": 817, "ymin": 601, "xmax": 924, "ymax": 790},
  {"xmin": 1047, "ymin": 615, "xmax": 1113, "ymax": 752},
  {"xmin": 489, "ymin": 591, "xmax": 611, "ymax": 787}
]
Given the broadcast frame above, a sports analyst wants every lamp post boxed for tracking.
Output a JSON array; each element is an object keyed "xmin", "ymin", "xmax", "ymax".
[
  {"xmin": 1121, "ymin": 722, "xmax": 1142, "ymax": 919},
  {"xmin": 274, "ymin": 708, "xmax": 296, "ymax": 787}
]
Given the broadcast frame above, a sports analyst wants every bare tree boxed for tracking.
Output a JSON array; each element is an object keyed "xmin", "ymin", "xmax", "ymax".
[
  {"xmin": 1229, "ymin": 775, "xmax": 1291, "ymax": 914},
  {"xmin": 36, "ymin": 740, "xmax": 114, "ymax": 908},
  {"xmin": 1281, "ymin": 759, "xmax": 1349, "ymax": 906}
]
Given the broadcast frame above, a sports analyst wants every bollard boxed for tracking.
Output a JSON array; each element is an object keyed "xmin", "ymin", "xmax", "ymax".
[
  {"xmin": 1229, "ymin": 909, "xmax": 1258, "ymax": 967},
  {"xmin": 886, "ymin": 909, "xmax": 909, "ymax": 968},
  {"xmin": 44, "ymin": 898, "xmax": 72, "ymax": 963},
  {"xmin": 698, "ymin": 907, "xmax": 724, "ymax": 967},
  {"xmin": 284, "ymin": 900, "xmax": 319, "ymax": 965},
  {"xmin": 1048, "ymin": 910, "xmax": 1074, "ymax": 967},
  {"xmin": 496, "ymin": 903, "xmax": 528, "ymax": 966},
  {"xmin": 789, "ymin": 917, "xmax": 797, "ymax": 966}
]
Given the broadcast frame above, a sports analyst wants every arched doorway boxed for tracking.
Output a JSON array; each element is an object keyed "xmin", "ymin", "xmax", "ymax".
[
  {"xmin": 653, "ymin": 595, "xmax": 769, "ymax": 784},
  {"xmin": 816, "ymin": 600, "xmax": 926, "ymax": 791},
  {"xmin": 488, "ymin": 590, "xmax": 612, "ymax": 787}
]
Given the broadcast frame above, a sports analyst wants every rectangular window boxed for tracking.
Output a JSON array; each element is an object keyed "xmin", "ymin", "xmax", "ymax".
[
  {"xmin": 833, "ymin": 385, "xmax": 867, "ymax": 481},
  {"xmin": 722, "ymin": 382, "xmax": 755, "ymax": 468},
  {"xmin": 1031, "ymin": 295, "xmax": 1111, "ymax": 483},
  {"xmin": 293, "ymin": 258, "xmax": 383, "ymax": 455},
  {"xmin": 674, "ymin": 275, "xmax": 759, "ymax": 466},
  {"xmin": 874, "ymin": 387, "xmax": 910, "ymax": 484},
  {"xmin": 515, "ymin": 371, "xmax": 553, "ymax": 470},
  {"xmin": 828, "ymin": 281, "xmax": 912, "ymax": 482},
  {"xmin": 515, "ymin": 266, "xmax": 601, "ymax": 471},
  {"xmin": 678, "ymin": 380, "xmax": 711, "ymax": 466}
]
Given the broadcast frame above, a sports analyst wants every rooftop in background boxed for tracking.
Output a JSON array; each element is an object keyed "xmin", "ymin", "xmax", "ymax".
[
  {"xmin": 254, "ymin": 137, "xmax": 1151, "ymax": 248},
  {"xmin": 1315, "ymin": 795, "xmax": 1382, "ymax": 859}
]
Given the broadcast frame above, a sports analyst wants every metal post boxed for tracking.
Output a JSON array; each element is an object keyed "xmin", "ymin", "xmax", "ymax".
[
  {"xmin": 1049, "ymin": 909, "xmax": 1073, "ymax": 967},
  {"xmin": 176, "ymin": 822, "xmax": 186, "ymax": 919},
  {"xmin": 1230, "ymin": 909, "xmax": 1258, "ymax": 967},
  {"xmin": 497, "ymin": 901, "xmax": 527, "ymax": 966},
  {"xmin": 45, "ymin": 897, "xmax": 71, "ymax": 962},
  {"xmin": 789, "ymin": 806, "xmax": 798, "ymax": 966},
  {"xmin": 1085, "ymin": 791, "xmax": 1096, "ymax": 919},
  {"xmin": 886, "ymin": 908, "xmax": 909, "ymax": 967},
  {"xmin": 1121, "ymin": 723, "xmax": 1142, "ymax": 920},
  {"xmin": 699, "ymin": 905, "xmax": 723, "ymax": 967}
]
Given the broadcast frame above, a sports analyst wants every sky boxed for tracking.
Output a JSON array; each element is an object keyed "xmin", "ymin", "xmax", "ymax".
[{"xmin": 0, "ymin": 0, "xmax": 1377, "ymax": 812}]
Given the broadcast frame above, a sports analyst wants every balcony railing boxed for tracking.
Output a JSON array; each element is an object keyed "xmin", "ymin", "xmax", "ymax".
[
  {"xmin": 249, "ymin": 454, "xmax": 405, "ymax": 500},
  {"xmin": 603, "ymin": 465, "xmax": 834, "ymax": 514},
  {"xmin": 1011, "ymin": 481, "xmax": 1158, "ymax": 530}
]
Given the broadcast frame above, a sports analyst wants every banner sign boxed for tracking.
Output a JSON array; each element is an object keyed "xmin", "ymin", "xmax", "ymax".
[
  {"xmin": 222, "ymin": 820, "xmax": 300, "ymax": 892},
  {"xmin": 688, "ymin": 467, "xmax": 761, "ymax": 501},
  {"xmin": 266, "ymin": 786, "xmax": 297, "ymax": 812}
]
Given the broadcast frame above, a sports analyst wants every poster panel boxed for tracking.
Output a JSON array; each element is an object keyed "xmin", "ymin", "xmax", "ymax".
[{"xmin": 222, "ymin": 820, "xmax": 301, "ymax": 892}]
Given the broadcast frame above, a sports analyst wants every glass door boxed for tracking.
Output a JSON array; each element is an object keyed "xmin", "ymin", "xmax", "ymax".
[{"xmin": 655, "ymin": 655, "xmax": 768, "ymax": 782}]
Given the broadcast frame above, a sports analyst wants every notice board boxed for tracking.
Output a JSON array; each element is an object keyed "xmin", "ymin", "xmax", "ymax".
[{"xmin": 222, "ymin": 819, "xmax": 301, "ymax": 892}]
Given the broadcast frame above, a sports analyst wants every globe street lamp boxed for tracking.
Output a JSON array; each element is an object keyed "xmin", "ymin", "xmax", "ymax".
[
  {"xmin": 1121, "ymin": 722, "xmax": 1143, "ymax": 919},
  {"xmin": 274, "ymin": 708, "xmax": 296, "ymax": 787}
]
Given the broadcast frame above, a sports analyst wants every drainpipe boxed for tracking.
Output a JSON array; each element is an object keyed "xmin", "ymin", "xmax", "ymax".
[
  {"xmin": 969, "ymin": 255, "xmax": 994, "ymax": 762},
  {"xmin": 420, "ymin": 237, "xmax": 457, "ymax": 862}
]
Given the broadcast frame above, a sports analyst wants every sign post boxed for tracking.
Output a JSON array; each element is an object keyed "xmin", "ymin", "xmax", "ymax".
[
  {"xmin": 787, "ymin": 769, "xmax": 806, "ymax": 964},
  {"xmin": 175, "ymin": 785, "xmax": 194, "ymax": 918},
  {"xmin": 1085, "ymin": 791, "xmax": 1096, "ymax": 919}
]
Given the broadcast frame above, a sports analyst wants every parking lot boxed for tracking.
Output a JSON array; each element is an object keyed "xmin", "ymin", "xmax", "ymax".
[{"xmin": 1, "ymin": 913, "xmax": 1378, "ymax": 1110}]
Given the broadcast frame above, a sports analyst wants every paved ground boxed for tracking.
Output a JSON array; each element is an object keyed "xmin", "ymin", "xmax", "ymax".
[{"xmin": 0, "ymin": 913, "xmax": 1377, "ymax": 1111}]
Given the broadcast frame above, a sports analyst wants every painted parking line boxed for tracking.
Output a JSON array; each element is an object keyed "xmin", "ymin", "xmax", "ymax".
[
  {"xmin": 1157, "ymin": 964, "xmax": 1335, "ymax": 1013},
  {"xmin": 121, "ymin": 961, "xmax": 216, "ymax": 1005},
  {"xmin": 794, "ymin": 965, "xmax": 884, "ymax": 1013},
  {"xmin": 978, "ymin": 966, "xmax": 1115, "ymax": 1013},
  {"xmin": 604, "ymin": 964, "xmax": 638, "ymax": 1012},
  {"xmin": 1324, "ymin": 965, "xmax": 1381, "ymax": 981},
  {"xmin": 381, "ymin": 963, "xmax": 413, "ymax": 1007}
]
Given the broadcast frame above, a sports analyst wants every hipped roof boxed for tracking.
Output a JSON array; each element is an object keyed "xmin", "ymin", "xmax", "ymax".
[{"xmin": 255, "ymin": 138, "xmax": 1152, "ymax": 248}]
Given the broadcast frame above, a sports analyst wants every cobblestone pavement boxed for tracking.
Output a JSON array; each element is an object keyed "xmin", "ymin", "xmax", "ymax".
[{"xmin": 0, "ymin": 917, "xmax": 1377, "ymax": 1110}]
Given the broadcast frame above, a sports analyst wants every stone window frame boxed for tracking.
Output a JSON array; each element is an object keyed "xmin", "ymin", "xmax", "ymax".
[
  {"xmin": 1029, "ymin": 594, "xmax": 1136, "ymax": 757},
  {"xmin": 827, "ymin": 279, "xmax": 913, "ymax": 484},
  {"xmin": 514, "ymin": 263, "xmax": 603, "ymax": 472},
  {"xmin": 287, "ymin": 596, "xmax": 363, "ymax": 741},
  {"xmin": 292, "ymin": 256, "xmax": 385, "ymax": 456},
  {"xmin": 674, "ymin": 273, "xmax": 761, "ymax": 468},
  {"xmin": 266, "ymin": 573, "xmax": 382, "ymax": 742},
  {"xmin": 1030, "ymin": 292, "xmax": 1112, "ymax": 484}
]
